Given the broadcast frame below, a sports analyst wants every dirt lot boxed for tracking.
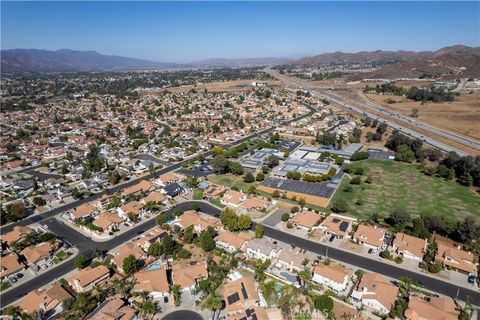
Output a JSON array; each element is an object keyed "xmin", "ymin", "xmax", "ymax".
[
  {"xmin": 365, "ymin": 92, "xmax": 480, "ymax": 141},
  {"xmin": 143, "ymin": 79, "xmax": 282, "ymax": 94}
]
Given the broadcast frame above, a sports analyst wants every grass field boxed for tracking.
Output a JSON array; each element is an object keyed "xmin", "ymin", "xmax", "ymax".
[
  {"xmin": 330, "ymin": 160, "xmax": 480, "ymax": 220},
  {"xmin": 208, "ymin": 174, "xmax": 258, "ymax": 193}
]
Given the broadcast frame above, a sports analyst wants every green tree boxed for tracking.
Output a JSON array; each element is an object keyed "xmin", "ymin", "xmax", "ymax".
[
  {"xmin": 183, "ymin": 225, "xmax": 195, "ymax": 243},
  {"xmin": 148, "ymin": 242, "xmax": 162, "ymax": 257},
  {"xmin": 161, "ymin": 234, "xmax": 177, "ymax": 255},
  {"xmin": 256, "ymin": 172, "xmax": 265, "ymax": 181},
  {"xmin": 314, "ymin": 294, "xmax": 334, "ymax": 312},
  {"xmin": 138, "ymin": 299, "xmax": 157, "ymax": 319},
  {"xmin": 395, "ymin": 145, "xmax": 415, "ymax": 162},
  {"xmin": 74, "ymin": 255, "xmax": 87, "ymax": 269},
  {"xmin": 238, "ymin": 214, "xmax": 252, "ymax": 230},
  {"xmin": 172, "ymin": 285, "xmax": 182, "ymax": 306},
  {"xmin": 122, "ymin": 254, "xmax": 139, "ymax": 275},
  {"xmin": 204, "ymin": 294, "xmax": 222, "ymax": 320},
  {"xmin": 244, "ymin": 172, "xmax": 255, "ymax": 183},
  {"xmin": 199, "ymin": 227, "xmax": 216, "ymax": 251},
  {"xmin": 255, "ymin": 224, "xmax": 264, "ymax": 238},
  {"xmin": 331, "ymin": 199, "xmax": 348, "ymax": 213}
]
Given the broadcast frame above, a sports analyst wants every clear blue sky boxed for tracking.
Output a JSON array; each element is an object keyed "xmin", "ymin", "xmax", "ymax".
[{"xmin": 2, "ymin": 1, "xmax": 479, "ymax": 62}]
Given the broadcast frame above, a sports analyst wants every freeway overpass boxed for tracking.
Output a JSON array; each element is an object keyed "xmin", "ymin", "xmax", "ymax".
[{"xmin": 267, "ymin": 68, "xmax": 477, "ymax": 157}]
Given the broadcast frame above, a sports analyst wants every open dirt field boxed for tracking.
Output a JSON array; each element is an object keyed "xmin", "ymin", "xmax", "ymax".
[
  {"xmin": 365, "ymin": 92, "xmax": 480, "ymax": 141},
  {"xmin": 143, "ymin": 79, "xmax": 282, "ymax": 94}
]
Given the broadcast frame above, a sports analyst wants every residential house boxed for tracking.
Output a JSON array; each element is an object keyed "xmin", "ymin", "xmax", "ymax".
[
  {"xmin": 122, "ymin": 180, "xmax": 153, "ymax": 197},
  {"xmin": 0, "ymin": 253, "xmax": 25, "ymax": 279},
  {"xmin": 244, "ymin": 237, "xmax": 284, "ymax": 262},
  {"xmin": 319, "ymin": 214, "xmax": 356, "ymax": 239},
  {"xmin": 171, "ymin": 261, "xmax": 208, "ymax": 292},
  {"xmin": 290, "ymin": 211, "xmax": 322, "ymax": 230},
  {"xmin": 71, "ymin": 203, "xmax": 98, "ymax": 221},
  {"xmin": 158, "ymin": 173, "xmax": 179, "ymax": 186},
  {"xmin": 93, "ymin": 212, "xmax": 124, "ymax": 233},
  {"xmin": 112, "ymin": 242, "xmax": 146, "ymax": 273},
  {"xmin": 163, "ymin": 183, "xmax": 184, "ymax": 198},
  {"xmin": 434, "ymin": 236, "xmax": 476, "ymax": 275},
  {"xmin": 87, "ymin": 298, "xmax": 135, "ymax": 320},
  {"xmin": 312, "ymin": 262, "xmax": 353, "ymax": 293},
  {"xmin": 142, "ymin": 191, "xmax": 166, "ymax": 205},
  {"xmin": 240, "ymin": 197, "xmax": 269, "ymax": 213},
  {"xmin": 68, "ymin": 265, "xmax": 111, "ymax": 293},
  {"xmin": 228, "ymin": 307, "xmax": 269, "ymax": 320},
  {"xmin": 172, "ymin": 210, "xmax": 220, "ymax": 233},
  {"xmin": 221, "ymin": 189, "xmax": 247, "ymax": 208},
  {"xmin": 133, "ymin": 267, "xmax": 170, "ymax": 299},
  {"xmin": 20, "ymin": 242, "xmax": 54, "ymax": 266},
  {"xmin": 405, "ymin": 296, "xmax": 458, "ymax": 320},
  {"xmin": 203, "ymin": 183, "xmax": 224, "ymax": 199},
  {"xmin": 392, "ymin": 233, "xmax": 427, "ymax": 261},
  {"xmin": 1, "ymin": 226, "xmax": 33, "ymax": 246},
  {"xmin": 276, "ymin": 247, "xmax": 316, "ymax": 272},
  {"xmin": 215, "ymin": 231, "xmax": 253, "ymax": 253},
  {"xmin": 18, "ymin": 283, "xmax": 72, "ymax": 318},
  {"xmin": 136, "ymin": 227, "xmax": 167, "ymax": 252},
  {"xmin": 353, "ymin": 225, "xmax": 385, "ymax": 250},
  {"xmin": 117, "ymin": 201, "xmax": 143, "ymax": 220},
  {"xmin": 351, "ymin": 273, "xmax": 399, "ymax": 314},
  {"xmin": 223, "ymin": 276, "xmax": 261, "ymax": 315}
]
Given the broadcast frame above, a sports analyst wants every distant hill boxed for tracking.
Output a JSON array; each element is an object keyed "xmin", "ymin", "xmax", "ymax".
[
  {"xmin": 294, "ymin": 49, "xmax": 432, "ymax": 65},
  {"xmin": 188, "ymin": 57, "xmax": 291, "ymax": 68},
  {"xmin": 293, "ymin": 45, "xmax": 480, "ymax": 80},
  {"xmin": 1, "ymin": 49, "xmax": 178, "ymax": 72}
]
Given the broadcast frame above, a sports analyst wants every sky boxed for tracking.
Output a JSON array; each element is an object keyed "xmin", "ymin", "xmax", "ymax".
[{"xmin": 1, "ymin": 1, "xmax": 479, "ymax": 62}]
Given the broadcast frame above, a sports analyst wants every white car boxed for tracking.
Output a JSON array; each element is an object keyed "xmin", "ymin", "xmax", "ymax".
[
  {"xmin": 372, "ymin": 250, "xmax": 378, "ymax": 256},
  {"xmin": 40, "ymin": 264, "xmax": 48, "ymax": 269}
]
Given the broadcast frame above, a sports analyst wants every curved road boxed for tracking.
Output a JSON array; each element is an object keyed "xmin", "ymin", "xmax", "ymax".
[{"xmin": 2, "ymin": 200, "xmax": 479, "ymax": 307}]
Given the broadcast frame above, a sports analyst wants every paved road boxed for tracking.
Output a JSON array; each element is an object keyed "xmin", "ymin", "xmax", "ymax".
[
  {"xmin": 0, "ymin": 103, "xmax": 318, "ymax": 305},
  {"xmin": 2, "ymin": 200, "xmax": 479, "ymax": 307},
  {"xmin": 267, "ymin": 68, "xmax": 474, "ymax": 156},
  {"xmin": 0, "ymin": 103, "xmax": 315, "ymax": 235}
]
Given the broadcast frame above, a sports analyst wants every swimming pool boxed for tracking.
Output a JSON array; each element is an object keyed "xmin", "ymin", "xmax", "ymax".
[
  {"xmin": 198, "ymin": 181, "xmax": 209, "ymax": 189},
  {"xmin": 145, "ymin": 263, "xmax": 161, "ymax": 271}
]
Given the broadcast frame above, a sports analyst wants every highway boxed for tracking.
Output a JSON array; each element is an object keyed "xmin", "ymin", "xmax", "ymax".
[
  {"xmin": 2, "ymin": 200, "xmax": 479, "ymax": 308},
  {"xmin": 266, "ymin": 68, "xmax": 477, "ymax": 157}
]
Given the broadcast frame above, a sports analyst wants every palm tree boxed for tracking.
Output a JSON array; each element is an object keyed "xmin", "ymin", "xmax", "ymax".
[
  {"xmin": 139, "ymin": 299, "xmax": 157, "ymax": 320},
  {"xmin": 296, "ymin": 268, "xmax": 312, "ymax": 289},
  {"xmin": 398, "ymin": 276, "xmax": 415, "ymax": 298},
  {"xmin": 172, "ymin": 285, "xmax": 182, "ymax": 307},
  {"xmin": 205, "ymin": 294, "xmax": 222, "ymax": 320}
]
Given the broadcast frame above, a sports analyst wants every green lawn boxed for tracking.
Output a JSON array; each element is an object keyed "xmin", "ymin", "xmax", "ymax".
[
  {"xmin": 208, "ymin": 174, "xmax": 258, "ymax": 193},
  {"xmin": 0, "ymin": 281, "xmax": 11, "ymax": 292},
  {"xmin": 330, "ymin": 160, "xmax": 480, "ymax": 221},
  {"xmin": 192, "ymin": 188, "xmax": 204, "ymax": 200},
  {"xmin": 53, "ymin": 250, "xmax": 71, "ymax": 264}
]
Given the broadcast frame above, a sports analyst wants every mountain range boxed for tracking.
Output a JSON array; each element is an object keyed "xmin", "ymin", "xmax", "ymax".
[{"xmin": 2, "ymin": 46, "xmax": 479, "ymax": 79}]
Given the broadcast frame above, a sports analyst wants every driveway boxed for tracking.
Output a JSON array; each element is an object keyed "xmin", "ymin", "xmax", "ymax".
[{"xmin": 262, "ymin": 208, "xmax": 288, "ymax": 227}]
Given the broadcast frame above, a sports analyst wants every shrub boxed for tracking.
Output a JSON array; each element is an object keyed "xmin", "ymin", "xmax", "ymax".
[
  {"xmin": 281, "ymin": 213, "xmax": 290, "ymax": 221},
  {"xmin": 286, "ymin": 222, "xmax": 293, "ymax": 229},
  {"xmin": 331, "ymin": 199, "xmax": 347, "ymax": 213},
  {"xmin": 290, "ymin": 206, "xmax": 299, "ymax": 214},
  {"xmin": 350, "ymin": 176, "xmax": 361, "ymax": 185},
  {"xmin": 428, "ymin": 261, "xmax": 443, "ymax": 273}
]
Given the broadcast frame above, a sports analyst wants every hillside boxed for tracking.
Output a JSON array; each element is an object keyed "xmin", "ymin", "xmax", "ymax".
[{"xmin": 1, "ymin": 49, "xmax": 177, "ymax": 72}]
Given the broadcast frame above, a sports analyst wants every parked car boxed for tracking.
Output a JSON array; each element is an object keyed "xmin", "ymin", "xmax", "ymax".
[
  {"xmin": 468, "ymin": 275, "xmax": 476, "ymax": 284},
  {"xmin": 47, "ymin": 260, "xmax": 53, "ymax": 266},
  {"xmin": 8, "ymin": 276, "xmax": 17, "ymax": 283},
  {"xmin": 163, "ymin": 296, "xmax": 168, "ymax": 303},
  {"xmin": 372, "ymin": 250, "xmax": 378, "ymax": 256},
  {"xmin": 368, "ymin": 248, "xmax": 373, "ymax": 254},
  {"xmin": 40, "ymin": 264, "xmax": 48, "ymax": 269},
  {"xmin": 16, "ymin": 273, "xmax": 23, "ymax": 279}
]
